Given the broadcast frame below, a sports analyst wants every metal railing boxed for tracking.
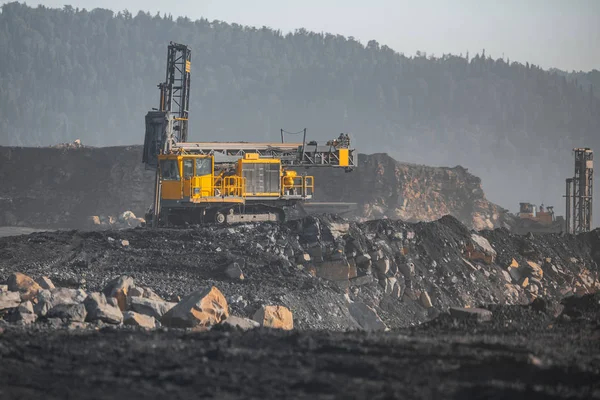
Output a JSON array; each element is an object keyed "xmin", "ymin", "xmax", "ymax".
[
  {"xmin": 282, "ymin": 176, "xmax": 314, "ymax": 198},
  {"xmin": 217, "ymin": 176, "xmax": 245, "ymax": 197},
  {"xmin": 190, "ymin": 175, "xmax": 245, "ymax": 198}
]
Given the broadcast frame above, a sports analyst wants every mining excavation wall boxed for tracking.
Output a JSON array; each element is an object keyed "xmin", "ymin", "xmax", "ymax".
[{"xmin": 0, "ymin": 146, "xmax": 510, "ymax": 230}]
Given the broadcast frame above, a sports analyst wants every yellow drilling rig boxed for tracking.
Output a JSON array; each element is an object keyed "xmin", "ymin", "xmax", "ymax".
[{"xmin": 142, "ymin": 42, "xmax": 356, "ymax": 226}]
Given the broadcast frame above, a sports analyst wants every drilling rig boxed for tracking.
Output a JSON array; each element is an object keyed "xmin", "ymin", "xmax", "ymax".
[{"xmin": 142, "ymin": 42, "xmax": 356, "ymax": 226}]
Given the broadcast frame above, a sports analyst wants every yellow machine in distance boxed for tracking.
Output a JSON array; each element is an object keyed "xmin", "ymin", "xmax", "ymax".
[
  {"xmin": 142, "ymin": 42, "xmax": 355, "ymax": 226},
  {"xmin": 154, "ymin": 149, "xmax": 318, "ymax": 224}
]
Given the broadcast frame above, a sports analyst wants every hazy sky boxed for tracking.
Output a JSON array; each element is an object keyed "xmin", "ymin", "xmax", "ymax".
[{"xmin": 16, "ymin": 0, "xmax": 600, "ymax": 71}]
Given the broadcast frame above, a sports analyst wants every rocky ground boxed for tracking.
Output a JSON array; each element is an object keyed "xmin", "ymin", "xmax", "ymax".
[
  {"xmin": 1, "ymin": 215, "xmax": 598, "ymax": 330},
  {"xmin": 1, "ymin": 215, "xmax": 599, "ymax": 398},
  {"xmin": 0, "ymin": 290, "xmax": 598, "ymax": 399}
]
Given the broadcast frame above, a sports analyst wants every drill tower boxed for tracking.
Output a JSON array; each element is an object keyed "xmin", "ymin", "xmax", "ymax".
[{"xmin": 565, "ymin": 148, "xmax": 593, "ymax": 234}]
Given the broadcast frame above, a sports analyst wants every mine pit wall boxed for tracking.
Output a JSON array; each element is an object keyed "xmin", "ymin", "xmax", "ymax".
[
  {"xmin": 308, "ymin": 153, "xmax": 511, "ymax": 230},
  {"xmin": 0, "ymin": 146, "xmax": 154, "ymax": 229},
  {"xmin": 0, "ymin": 146, "xmax": 509, "ymax": 230}
]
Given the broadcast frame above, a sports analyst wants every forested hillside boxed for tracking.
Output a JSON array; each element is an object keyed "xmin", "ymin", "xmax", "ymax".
[
  {"xmin": 0, "ymin": 2, "xmax": 598, "ymax": 223},
  {"xmin": 554, "ymin": 69, "xmax": 600, "ymax": 99}
]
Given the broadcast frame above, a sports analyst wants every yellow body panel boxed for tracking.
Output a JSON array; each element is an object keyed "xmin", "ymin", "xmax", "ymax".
[
  {"xmin": 338, "ymin": 149, "xmax": 349, "ymax": 167},
  {"xmin": 159, "ymin": 154, "xmax": 216, "ymax": 201},
  {"xmin": 158, "ymin": 152, "xmax": 314, "ymax": 204},
  {"xmin": 160, "ymin": 156, "xmax": 182, "ymax": 200},
  {"xmin": 162, "ymin": 180, "xmax": 182, "ymax": 200}
]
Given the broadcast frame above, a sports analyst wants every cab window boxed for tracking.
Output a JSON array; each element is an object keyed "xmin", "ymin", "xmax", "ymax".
[
  {"xmin": 195, "ymin": 158, "xmax": 211, "ymax": 176},
  {"xmin": 160, "ymin": 159, "xmax": 180, "ymax": 181},
  {"xmin": 183, "ymin": 159, "xmax": 194, "ymax": 179}
]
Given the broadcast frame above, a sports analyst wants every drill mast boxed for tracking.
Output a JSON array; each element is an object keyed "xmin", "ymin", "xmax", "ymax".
[{"xmin": 143, "ymin": 42, "xmax": 191, "ymax": 168}]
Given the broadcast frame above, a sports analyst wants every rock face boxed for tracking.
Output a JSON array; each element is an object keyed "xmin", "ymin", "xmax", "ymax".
[
  {"xmin": 308, "ymin": 153, "xmax": 512, "ymax": 230},
  {"xmin": 252, "ymin": 305, "xmax": 294, "ymax": 330},
  {"xmin": 0, "ymin": 146, "xmax": 511, "ymax": 230},
  {"xmin": 161, "ymin": 287, "xmax": 229, "ymax": 328}
]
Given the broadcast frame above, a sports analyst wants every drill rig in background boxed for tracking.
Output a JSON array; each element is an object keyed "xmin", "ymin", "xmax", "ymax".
[{"xmin": 142, "ymin": 42, "xmax": 356, "ymax": 226}]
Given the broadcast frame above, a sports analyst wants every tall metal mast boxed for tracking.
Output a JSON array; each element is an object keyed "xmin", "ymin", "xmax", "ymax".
[
  {"xmin": 143, "ymin": 42, "xmax": 191, "ymax": 168},
  {"xmin": 161, "ymin": 42, "xmax": 191, "ymax": 145},
  {"xmin": 572, "ymin": 148, "xmax": 593, "ymax": 233},
  {"xmin": 565, "ymin": 148, "xmax": 594, "ymax": 234}
]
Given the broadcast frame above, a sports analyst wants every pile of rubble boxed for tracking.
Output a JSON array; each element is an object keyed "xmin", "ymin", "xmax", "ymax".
[
  {"xmin": 0, "ymin": 215, "xmax": 597, "ymax": 331},
  {"xmin": 51, "ymin": 139, "xmax": 84, "ymax": 149},
  {"xmin": 88, "ymin": 210, "xmax": 146, "ymax": 229},
  {"xmin": 0, "ymin": 272, "xmax": 292, "ymax": 331}
]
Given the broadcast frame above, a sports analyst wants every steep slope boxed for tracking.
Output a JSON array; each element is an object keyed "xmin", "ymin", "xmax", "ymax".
[{"xmin": 0, "ymin": 146, "xmax": 509, "ymax": 230}]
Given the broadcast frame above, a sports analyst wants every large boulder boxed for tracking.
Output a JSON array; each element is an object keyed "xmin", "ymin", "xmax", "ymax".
[
  {"xmin": 221, "ymin": 315, "xmax": 260, "ymax": 330},
  {"xmin": 123, "ymin": 311, "xmax": 156, "ymax": 329},
  {"xmin": 161, "ymin": 287, "xmax": 229, "ymax": 328},
  {"xmin": 129, "ymin": 297, "xmax": 176, "ymax": 320},
  {"xmin": 34, "ymin": 288, "xmax": 87, "ymax": 317},
  {"xmin": 315, "ymin": 260, "xmax": 351, "ymax": 282},
  {"xmin": 142, "ymin": 287, "xmax": 165, "ymax": 302},
  {"xmin": 35, "ymin": 276, "xmax": 55, "ymax": 290},
  {"xmin": 128, "ymin": 287, "xmax": 145, "ymax": 298},
  {"xmin": 102, "ymin": 275, "xmax": 134, "ymax": 311},
  {"xmin": 84, "ymin": 293, "xmax": 123, "ymax": 324},
  {"xmin": 347, "ymin": 301, "xmax": 387, "ymax": 332},
  {"xmin": 252, "ymin": 305, "xmax": 294, "ymax": 330},
  {"xmin": 15, "ymin": 301, "xmax": 37, "ymax": 324},
  {"xmin": 7, "ymin": 272, "xmax": 42, "ymax": 301},
  {"xmin": 127, "ymin": 286, "xmax": 164, "ymax": 302},
  {"xmin": 465, "ymin": 234, "xmax": 497, "ymax": 264},
  {"xmin": 0, "ymin": 291, "xmax": 21, "ymax": 311},
  {"xmin": 47, "ymin": 303, "xmax": 87, "ymax": 322}
]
